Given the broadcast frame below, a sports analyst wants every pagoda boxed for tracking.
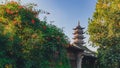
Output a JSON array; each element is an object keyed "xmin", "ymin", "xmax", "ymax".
[
  {"xmin": 67, "ymin": 21, "xmax": 97, "ymax": 68},
  {"xmin": 66, "ymin": 21, "xmax": 86, "ymax": 68},
  {"xmin": 73, "ymin": 21, "xmax": 85, "ymax": 47}
]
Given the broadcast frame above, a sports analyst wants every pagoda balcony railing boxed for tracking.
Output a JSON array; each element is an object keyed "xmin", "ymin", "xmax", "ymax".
[
  {"xmin": 74, "ymin": 42, "xmax": 85, "ymax": 44},
  {"xmin": 74, "ymin": 29, "xmax": 84, "ymax": 32},
  {"xmin": 74, "ymin": 40, "xmax": 84, "ymax": 43},
  {"xmin": 74, "ymin": 30, "xmax": 84, "ymax": 34},
  {"xmin": 74, "ymin": 34, "xmax": 84, "ymax": 37},
  {"xmin": 73, "ymin": 36, "xmax": 85, "ymax": 39}
]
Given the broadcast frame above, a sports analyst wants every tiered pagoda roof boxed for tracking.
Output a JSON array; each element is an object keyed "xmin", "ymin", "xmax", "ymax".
[
  {"xmin": 73, "ymin": 30, "xmax": 84, "ymax": 34},
  {"xmin": 67, "ymin": 21, "xmax": 97, "ymax": 55},
  {"xmin": 73, "ymin": 34, "xmax": 85, "ymax": 39},
  {"xmin": 73, "ymin": 21, "xmax": 85, "ymax": 47}
]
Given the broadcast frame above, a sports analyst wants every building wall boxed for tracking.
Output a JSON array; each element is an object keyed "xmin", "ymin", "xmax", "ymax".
[{"xmin": 67, "ymin": 47, "xmax": 97, "ymax": 68}]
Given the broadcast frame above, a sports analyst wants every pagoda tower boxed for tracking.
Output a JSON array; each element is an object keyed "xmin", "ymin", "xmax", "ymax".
[
  {"xmin": 72, "ymin": 21, "xmax": 85, "ymax": 68},
  {"xmin": 67, "ymin": 21, "xmax": 96, "ymax": 68},
  {"xmin": 73, "ymin": 21, "xmax": 85, "ymax": 47}
]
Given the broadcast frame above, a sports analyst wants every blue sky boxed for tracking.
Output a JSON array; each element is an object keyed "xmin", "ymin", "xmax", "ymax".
[{"xmin": 1, "ymin": 0, "xmax": 97, "ymax": 51}]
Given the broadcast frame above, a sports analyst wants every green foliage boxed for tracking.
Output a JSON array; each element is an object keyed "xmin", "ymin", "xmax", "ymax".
[
  {"xmin": 88, "ymin": 0, "xmax": 120, "ymax": 68},
  {"xmin": 0, "ymin": 1, "xmax": 70, "ymax": 68}
]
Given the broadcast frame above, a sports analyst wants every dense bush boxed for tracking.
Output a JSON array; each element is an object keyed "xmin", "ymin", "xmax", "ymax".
[{"xmin": 0, "ymin": 1, "xmax": 70, "ymax": 68}]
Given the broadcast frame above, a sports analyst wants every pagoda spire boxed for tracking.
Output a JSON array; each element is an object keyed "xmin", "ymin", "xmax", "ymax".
[
  {"xmin": 73, "ymin": 21, "xmax": 85, "ymax": 47},
  {"xmin": 78, "ymin": 20, "xmax": 80, "ymax": 26}
]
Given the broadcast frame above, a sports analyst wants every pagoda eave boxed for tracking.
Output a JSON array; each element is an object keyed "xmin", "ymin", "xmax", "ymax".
[
  {"xmin": 73, "ymin": 27, "xmax": 85, "ymax": 30},
  {"xmin": 73, "ymin": 37, "xmax": 85, "ymax": 39},
  {"xmin": 73, "ymin": 32, "xmax": 84, "ymax": 34},
  {"xmin": 73, "ymin": 31, "xmax": 84, "ymax": 34},
  {"xmin": 74, "ymin": 42, "xmax": 85, "ymax": 44}
]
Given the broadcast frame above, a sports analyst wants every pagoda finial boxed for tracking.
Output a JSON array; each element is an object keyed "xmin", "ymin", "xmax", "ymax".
[{"xmin": 78, "ymin": 20, "xmax": 80, "ymax": 26}]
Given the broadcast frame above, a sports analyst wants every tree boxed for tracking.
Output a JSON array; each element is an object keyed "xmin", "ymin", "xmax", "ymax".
[
  {"xmin": 88, "ymin": 0, "xmax": 120, "ymax": 68},
  {"xmin": 0, "ymin": 1, "xmax": 70, "ymax": 68}
]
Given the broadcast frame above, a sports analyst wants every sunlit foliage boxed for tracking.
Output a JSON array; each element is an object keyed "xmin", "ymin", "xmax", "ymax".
[
  {"xmin": 0, "ymin": 1, "xmax": 70, "ymax": 68},
  {"xmin": 88, "ymin": 0, "xmax": 120, "ymax": 68}
]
